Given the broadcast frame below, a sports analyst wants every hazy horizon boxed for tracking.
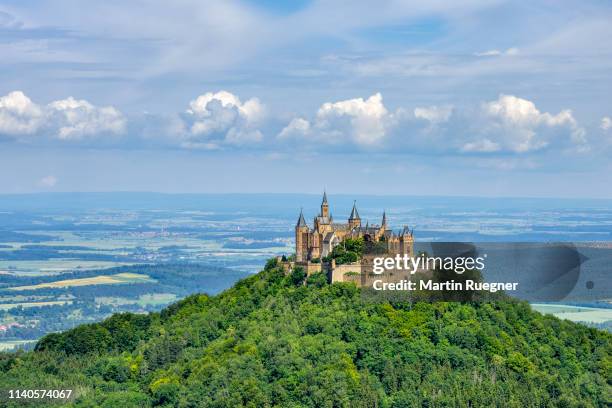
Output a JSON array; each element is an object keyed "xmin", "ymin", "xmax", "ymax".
[{"xmin": 3, "ymin": 190, "xmax": 612, "ymax": 201}]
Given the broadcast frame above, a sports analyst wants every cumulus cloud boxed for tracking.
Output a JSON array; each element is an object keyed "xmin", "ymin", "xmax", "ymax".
[
  {"xmin": 279, "ymin": 92, "xmax": 589, "ymax": 155},
  {"xmin": 278, "ymin": 118, "xmax": 310, "ymax": 139},
  {"xmin": 183, "ymin": 90, "xmax": 264, "ymax": 147},
  {"xmin": 600, "ymin": 117, "xmax": 612, "ymax": 146},
  {"xmin": 0, "ymin": 91, "xmax": 125, "ymax": 141},
  {"xmin": 469, "ymin": 94, "xmax": 587, "ymax": 153},
  {"xmin": 38, "ymin": 175, "xmax": 57, "ymax": 188},
  {"xmin": 0, "ymin": 90, "xmax": 596, "ymax": 156},
  {"xmin": 414, "ymin": 105, "xmax": 453, "ymax": 125},
  {"xmin": 278, "ymin": 93, "xmax": 395, "ymax": 146},
  {"xmin": 0, "ymin": 91, "xmax": 44, "ymax": 136},
  {"xmin": 48, "ymin": 97, "xmax": 126, "ymax": 140}
]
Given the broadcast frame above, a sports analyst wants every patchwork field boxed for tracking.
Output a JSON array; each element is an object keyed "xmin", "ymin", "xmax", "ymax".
[
  {"xmin": 0, "ymin": 300, "xmax": 73, "ymax": 310},
  {"xmin": 0, "ymin": 260, "xmax": 136, "ymax": 276},
  {"xmin": 95, "ymin": 293, "xmax": 178, "ymax": 307},
  {"xmin": 8, "ymin": 273, "xmax": 155, "ymax": 291}
]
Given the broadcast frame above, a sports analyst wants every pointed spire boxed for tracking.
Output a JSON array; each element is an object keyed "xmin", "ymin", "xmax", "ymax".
[
  {"xmin": 322, "ymin": 190, "xmax": 328, "ymax": 204},
  {"xmin": 296, "ymin": 208, "xmax": 307, "ymax": 227},
  {"xmin": 349, "ymin": 201, "xmax": 360, "ymax": 220},
  {"xmin": 382, "ymin": 210, "xmax": 387, "ymax": 226}
]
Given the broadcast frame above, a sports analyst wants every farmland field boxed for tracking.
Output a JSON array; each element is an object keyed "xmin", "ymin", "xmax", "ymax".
[
  {"xmin": 0, "ymin": 300, "xmax": 73, "ymax": 310},
  {"xmin": 7, "ymin": 272, "xmax": 154, "ymax": 291}
]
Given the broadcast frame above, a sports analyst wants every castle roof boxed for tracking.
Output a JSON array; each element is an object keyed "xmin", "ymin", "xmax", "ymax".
[
  {"xmin": 296, "ymin": 209, "xmax": 307, "ymax": 227},
  {"xmin": 331, "ymin": 223, "xmax": 350, "ymax": 231},
  {"xmin": 323, "ymin": 232, "xmax": 336, "ymax": 243},
  {"xmin": 349, "ymin": 201, "xmax": 360, "ymax": 220},
  {"xmin": 316, "ymin": 215, "xmax": 332, "ymax": 224},
  {"xmin": 362, "ymin": 225, "xmax": 381, "ymax": 234},
  {"xmin": 400, "ymin": 226, "xmax": 412, "ymax": 236},
  {"xmin": 322, "ymin": 190, "xmax": 328, "ymax": 204}
]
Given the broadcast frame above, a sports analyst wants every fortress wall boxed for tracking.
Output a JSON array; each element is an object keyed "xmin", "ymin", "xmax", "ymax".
[
  {"xmin": 303, "ymin": 262, "xmax": 323, "ymax": 276},
  {"xmin": 329, "ymin": 263, "xmax": 362, "ymax": 283}
]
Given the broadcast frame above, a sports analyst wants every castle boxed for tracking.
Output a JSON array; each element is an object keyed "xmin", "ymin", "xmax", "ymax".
[{"xmin": 291, "ymin": 192, "xmax": 414, "ymax": 284}]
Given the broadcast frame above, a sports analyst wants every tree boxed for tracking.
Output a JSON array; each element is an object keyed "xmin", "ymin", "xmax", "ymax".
[
  {"xmin": 307, "ymin": 272, "xmax": 328, "ymax": 288},
  {"xmin": 288, "ymin": 266, "xmax": 306, "ymax": 286}
]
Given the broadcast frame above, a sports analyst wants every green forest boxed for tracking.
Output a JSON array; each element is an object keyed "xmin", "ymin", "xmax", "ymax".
[{"xmin": 0, "ymin": 259, "xmax": 610, "ymax": 407}]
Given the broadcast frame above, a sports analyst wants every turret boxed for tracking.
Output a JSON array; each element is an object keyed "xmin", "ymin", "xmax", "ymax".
[
  {"xmin": 348, "ymin": 201, "xmax": 361, "ymax": 229},
  {"xmin": 296, "ymin": 209, "xmax": 307, "ymax": 228},
  {"xmin": 295, "ymin": 209, "xmax": 309, "ymax": 262},
  {"xmin": 321, "ymin": 190, "xmax": 329, "ymax": 218},
  {"xmin": 399, "ymin": 225, "xmax": 414, "ymax": 257},
  {"xmin": 381, "ymin": 211, "xmax": 387, "ymax": 227}
]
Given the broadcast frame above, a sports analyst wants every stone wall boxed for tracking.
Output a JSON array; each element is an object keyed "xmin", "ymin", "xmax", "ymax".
[
  {"xmin": 294, "ymin": 261, "xmax": 323, "ymax": 276},
  {"xmin": 328, "ymin": 262, "xmax": 362, "ymax": 284}
]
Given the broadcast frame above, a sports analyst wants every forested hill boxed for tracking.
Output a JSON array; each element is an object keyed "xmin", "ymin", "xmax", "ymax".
[{"xmin": 1, "ymin": 259, "xmax": 610, "ymax": 407}]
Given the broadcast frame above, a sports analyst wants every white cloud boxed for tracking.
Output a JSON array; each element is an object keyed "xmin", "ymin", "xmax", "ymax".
[
  {"xmin": 474, "ymin": 48, "xmax": 519, "ymax": 57},
  {"xmin": 185, "ymin": 90, "xmax": 264, "ymax": 146},
  {"xmin": 278, "ymin": 93, "xmax": 590, "ymax": 154},
  {"xmin": 38, "ymin": 175, "xmax": 57, "ymax": 188},
  {"xmin": 278, "ymin": 117, "xmax": 311, "ymax": 139},
  {"xmin": 471, "ymin": 94, "xmax": 587, "ymax": 153},
  {"xmin": 48, "ymin": 97, "xmax": 126, "ymax": 140},
  {"xmin": 601, "ymin": 116, "xmax": 612, "ymax": 131},
  {"xmin": 0, "ymin": 91, "xmax": 125, "ymax": 141},
  {"xmin": 278, "ymin": 93, "xmax": 394, "ymax": 146},
  {"xmin": 461, "ymin": 139, "xmax": 501, "ymax": 153},
  {"xmin": 414, "ymin": 105, "xmax": 453, "ymax": 124},
  {"xmin": 0, "ymin": 90, "xmax": 598, "ymax": 156},
  {"xmin": 0, "ymin": 91, "xmax": 44, "ymax": 135}
]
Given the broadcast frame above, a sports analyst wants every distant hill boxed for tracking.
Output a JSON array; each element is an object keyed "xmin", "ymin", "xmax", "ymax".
[{"xmin": 0, "ymin": 259, "xmax": 610, "ymax": 407}]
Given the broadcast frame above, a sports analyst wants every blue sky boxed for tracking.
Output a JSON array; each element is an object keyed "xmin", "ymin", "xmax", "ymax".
[{"xmin": 0, "ymin": 0, "xmax": 611, "ymax": 197}]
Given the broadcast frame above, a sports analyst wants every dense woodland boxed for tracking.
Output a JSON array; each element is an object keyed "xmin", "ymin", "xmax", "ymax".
[{"xmin": 0, "ymin": 259, "xmax": 610, "ymax": 407}]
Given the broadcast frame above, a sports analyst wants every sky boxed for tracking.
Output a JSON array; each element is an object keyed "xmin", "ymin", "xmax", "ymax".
[{"xmin": 0, "ymin": 0, "xmax": 611, "ymax": 197}]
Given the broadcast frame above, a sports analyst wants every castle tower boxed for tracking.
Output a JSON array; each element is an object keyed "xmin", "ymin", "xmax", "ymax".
[
  {"xmin": 348, "ymin": 201, "xmax": 361, "ymax": 229},
  {"xmin": 321, "ymin": 191, "xmax": 329, "ymax": 218},
  {"xmin": 381, "ymin": 211, "xmax": 387, "ymax": 227},
  {"xmin": 295, "ymin": 209, "xmax": 309, "ymax": 262},
  {"xmin": 399, "ymin": 226, "xmax": 414, "ymax": 257}
]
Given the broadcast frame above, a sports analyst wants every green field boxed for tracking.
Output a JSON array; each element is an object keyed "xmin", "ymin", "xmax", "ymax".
[
  {"xmin": 0, "ymin": 340, "xmax": 36, "ymax": 351},
  {"xmin": 0, "ymin": 228, "xmax": 289, "ymax": 277},
  {"xmin": 95, "ymin": 293, "xmax": 178, "ymax": 307},
  {"xmin": 8, "ymin": 273, "xmax": 155, "ymax": 291},
  {"xmin": 0, "ymin": 260, "xmax": 136, "ymax": 276},
  {"xmin": 0, "ymin": 300, "xmax": 73, "ymax": 310}
]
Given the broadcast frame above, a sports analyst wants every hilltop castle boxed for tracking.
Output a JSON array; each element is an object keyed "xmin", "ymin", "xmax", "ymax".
[{"xmin": 290, "ymin": 192, "xmax": 414, "ymax": 284}]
